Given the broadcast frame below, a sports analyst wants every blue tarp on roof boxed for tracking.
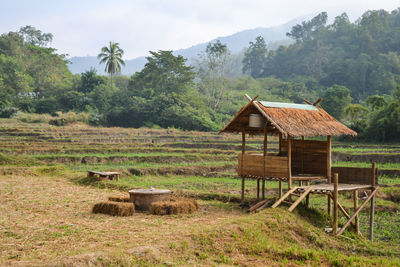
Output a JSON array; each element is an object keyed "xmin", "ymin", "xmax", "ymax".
[{"xmin": 258, "ymin": 101, "xmax": 318, "ymax": 111}]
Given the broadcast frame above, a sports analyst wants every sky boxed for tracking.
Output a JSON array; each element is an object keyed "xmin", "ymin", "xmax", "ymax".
[{"xmin": 1, "ymin": 0, "xmax": 399, "ymax": 59}]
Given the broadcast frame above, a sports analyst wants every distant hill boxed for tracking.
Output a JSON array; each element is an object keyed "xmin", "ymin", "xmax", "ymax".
[{"xmin": 68, "ymin": 16, "xmax": 308, "ymax": 76}]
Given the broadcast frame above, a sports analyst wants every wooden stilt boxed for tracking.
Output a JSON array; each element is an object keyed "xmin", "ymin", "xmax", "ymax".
[
  {"xmin": 279, "ymin": 181, "xmax": 283, "ymax": 198},
  {"xmin": 288, "ymin": 186, "xmax": 313, "ymax": 212},
  {"xmin": 337, "ymin": 187, "xmax": 379, "ymax": 236},
  {"xmin": 240, "ymin": 131, "xmax": 246, "ymax": 203},
  {"xmin": 370, "ymin": 162, "xmax": 376, "ymax": 241},
  {"xmin": 353, "ymin": 190, "xmax": 359, "ymax": 234},
  {"xmin": 288, "ymin": 136, "xmax": 292, "ymax": 189},
  {"xmin": 262, "ymin": 179, "xmax": 265, "ymax": 200},
  {"xmin": 327, "ymin": 135, "xmax": 332, "ymax": 216},
  {"xmin": 333, "ymin": 173, "xmax": 338, "ymax": 234},
  {"xmin": 241, "ymin": 176, "xmax": 245, "ymax": 203},
  {"xmin": 257, "ymin": 178, "xmax": 260, "ymax": 201},
  {"xmin": 263, "ymin": 127, "xmax": 267, "ymax": 201},
  {"xmin": 306, "ymin": 181, "xmax": 310, "ymax": 207}
]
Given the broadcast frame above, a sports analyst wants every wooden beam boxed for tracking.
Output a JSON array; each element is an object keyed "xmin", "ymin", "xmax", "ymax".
[
  {"xmin": 245, "ymin": 94, "xmax": 259, "ymax": 102},
  {"xmin": 313, "ymin": 98, "xmax": 322, "ymax": 106},
  {"xmin": 337, "ymin": 187, "xmax": 379, "ymax": 236},
  {"xmin": 353, "ymin": 190, "xmax": 359, "ymax": 234},
  {"xmin": 271, "ymin": 187, "xmax": 298, "ymax": 208},
  {"xmin": 370, "ymin": 162, "xmax": 376, "ymax": 241},
  {"xmin": 333, "ymin": 173, "xmax": 338, "ymax": 234},
  {"xmin": 241, "ymin": 131, "xmax": 246, "ymax": 203},
  {"xmin": 329, "ymin": 194, "xmax": 356, "ymax": 228},
  {"xmin": 327, "ymin": 135, "xmax": 332, "ymax": 216},
  {"xmin": 288, "ymin": 186, "xmax": 313, "ymax": 212},
  {"xmin": 248, "ymin": 199, "xmax": 268, "ymax": 212},
  {"xmin": 306, "ymin": 181, "xmax": 310, "ymax": 207},
  {"xmin": 251, "ymin": 101, "xmax": 287, "ymax": 137},
  {"xmin": 288, "ymin": 136, "xmax": 292, "ymax": 189},
  {"xmin": 303, "ymin": 99, "xmax": 313, "ymax": 105}
]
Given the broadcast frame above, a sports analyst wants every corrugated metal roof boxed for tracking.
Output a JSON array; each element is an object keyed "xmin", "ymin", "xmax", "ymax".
[{"xmin": 258, "ymin": 101, "xmax": 318, "ymax": 111}]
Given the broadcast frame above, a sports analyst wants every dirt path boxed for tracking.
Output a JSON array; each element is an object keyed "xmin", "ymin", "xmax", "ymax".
[{"xmin": 0, "ymin": 174, "xmax": 243, "ymax": 265}]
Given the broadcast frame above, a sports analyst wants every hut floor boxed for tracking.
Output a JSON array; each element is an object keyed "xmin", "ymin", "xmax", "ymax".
[{"xmin": 295, "ymin": 184, "xmax": 373, "ymax": 194}]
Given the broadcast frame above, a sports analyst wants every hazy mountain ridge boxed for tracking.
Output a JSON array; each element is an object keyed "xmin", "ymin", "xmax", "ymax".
[{"xmin": 68, "ymin": 16, "xmax": 307, "ymax": 75}]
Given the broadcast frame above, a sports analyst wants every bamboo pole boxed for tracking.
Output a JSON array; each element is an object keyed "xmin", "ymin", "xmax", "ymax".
[
  {"xmin": 337, "ymin": 187, "xmax": 379, "ymax": 236},
  {"xmin": 288, "ymin": 136, "xmax": 292, "ymax": 189},
  {"xmin": 279, "ymin": 181, "xmax": 283, "ymax": 198},
  {"xmin": 353, "ymin": 190, "xmax": 359, "ymax": 234},
  {"xmin": 263, "ymin": 126, "xmax": 267, "ymax": 200},
  {"xmin": 370, "ymin": 162, "xmax": 376, "ymax": 241},
  {"xmin": 241, "ymin": 131, "xmax": 246, "ymax": 203},
  {"xmin": 257, "ymin": 179, "xmax": 260, "ymax": 201},
  {"xmin": 327, "ymin": 135, "xmax": 332, "ymax": 216},
  {"xmin": 333, "ymin": 173, "xmax": 338, "ymax": 234},
  {"xmin": 306, "ymin": 181, "xmax": 310, "ymax": 207}
]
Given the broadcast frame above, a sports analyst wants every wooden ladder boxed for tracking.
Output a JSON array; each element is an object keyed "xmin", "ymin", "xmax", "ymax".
[{"xmin": 271, "ymin": 186, "xmax": 313, "ymax": 212}]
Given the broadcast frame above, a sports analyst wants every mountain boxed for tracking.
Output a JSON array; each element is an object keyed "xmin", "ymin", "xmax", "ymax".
[{"xmin": 67, "ymin": 15, "xmax": 309, "ymax": 76}]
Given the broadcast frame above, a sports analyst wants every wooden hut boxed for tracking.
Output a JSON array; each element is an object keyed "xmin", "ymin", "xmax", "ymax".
[{"xmin": 220, "ymin": 95, "xmax": 378, "ymax": 239}]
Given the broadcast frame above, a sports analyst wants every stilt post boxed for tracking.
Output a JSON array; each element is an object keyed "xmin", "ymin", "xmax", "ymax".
[
  {"xmin": 287, "ymin": 136, "xmax": 292, "ymax": 189},
  {"xmin": 327, "ymin": 135, "xmax": 332, "ymax": 215},
  {"xmin": 241, "ymin": 130, "xmax": 246, "ymax": 203},
  {"xmin": 370, "ymin": 162, "xmax": 376, "ymax": 241},
  {"xmin": 333, "ymin": 173, "xmax": 338, "ymax": 234},
  {"xmin": 353, "ymin": 190, "xmax": 359, "ymax": 234}
]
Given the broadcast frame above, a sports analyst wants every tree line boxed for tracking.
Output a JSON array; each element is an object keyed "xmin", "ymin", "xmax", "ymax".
[{"xmin": 1, "ymin": 8, "xmax": 400, "ymax": 142}]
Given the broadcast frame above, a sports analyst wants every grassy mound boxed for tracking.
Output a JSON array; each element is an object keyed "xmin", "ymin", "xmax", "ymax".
[
  {"xmin": 92, "ymin": 201, "xmax": 135, "ymax": 216},
  {"xmin": 150, "ymin": 197, "xmax": 198, "ymax": 215}
]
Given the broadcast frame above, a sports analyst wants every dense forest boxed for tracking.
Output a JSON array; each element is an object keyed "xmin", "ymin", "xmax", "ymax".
[{"xmin": 0, "ymin": 9, "xmax": 400, "ymax": 141}]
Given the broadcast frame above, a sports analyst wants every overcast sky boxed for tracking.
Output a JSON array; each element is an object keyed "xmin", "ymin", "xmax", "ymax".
[{"xmin": 1, "ymin": 0, "xmax": 399, "ymax": 59}]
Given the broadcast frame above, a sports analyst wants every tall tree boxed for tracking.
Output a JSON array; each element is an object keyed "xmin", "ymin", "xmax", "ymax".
[
  {"xmin": 242, "ymin": 36, "xmax": 267, "ymax": 78},
  {"xmin": 97, "ymin": 41, "xmax": 125, "ymax": 90},
  {"xmin": 197, "ymin": 40, "xmax": 231, "ymax": 112}
]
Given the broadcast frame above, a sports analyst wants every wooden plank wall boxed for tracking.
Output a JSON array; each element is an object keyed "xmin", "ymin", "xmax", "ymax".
[
  {"xmin": 238, "ymin": 153, "xmax": 288, "ymax": 178},
  {"xmin": 331, "ymin": 167, "xmax": 377, "ymax": 185},
  {"xmin": 280, "ymin": 139, "xmax": 327, "ymax": 176}
]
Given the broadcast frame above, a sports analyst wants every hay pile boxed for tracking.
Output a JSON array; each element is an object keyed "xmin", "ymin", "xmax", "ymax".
[
  {"xmin": 92, "ymin": 201, "xmax": 135, "ymax": 216},
  {"xmin": 108, "ymin": 195, "xmax": 130, "ymax": 202},
  {"xmin": 150, "ymin": 197, "xmax": 198, "ymax": 215}
]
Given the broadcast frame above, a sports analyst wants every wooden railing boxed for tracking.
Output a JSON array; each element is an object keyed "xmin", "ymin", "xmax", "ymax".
[{"xmin": 238, "ymin": 153, "xmax": 288, "ymax": 178}]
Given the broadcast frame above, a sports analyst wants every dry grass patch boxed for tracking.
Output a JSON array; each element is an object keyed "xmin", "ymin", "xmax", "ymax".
[
  {"xmin": 92, "ymin": 201, "xmax": 135, "ymax": 216},
  {"xmin": 150, "ymin": 197, "xmax": 198, "ymax": 215}
]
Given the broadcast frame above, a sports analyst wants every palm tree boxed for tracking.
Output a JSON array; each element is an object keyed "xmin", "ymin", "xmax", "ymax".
[{"xmin": 97, "ymin": 41, "xmax": 125, "ymax": 89}]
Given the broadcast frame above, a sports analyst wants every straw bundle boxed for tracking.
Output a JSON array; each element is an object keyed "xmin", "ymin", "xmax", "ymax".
[
  {"xmin": 150, "ymin": 197, "xmax": 198, "ymax": 215},
  {"xmin": 108, "ymin": 195, "xmax": 131, "ymax": 202},
  {"xmin": 92, "ymin": 201, "xmax": 135, "ymax": 216}
]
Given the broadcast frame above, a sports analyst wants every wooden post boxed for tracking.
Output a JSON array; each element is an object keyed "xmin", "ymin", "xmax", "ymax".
[
  {"xmin": 333, "ymin": 173, "xmax": 338, "ymax": 234},
  {"xmin": 241, "ymin": 131, "xmax": 246, "ymax": 203},
  {"xmin": 370, "ymin": 162, "xmax": 376, "ymax": 241},
  {"xmin": 288, "ymin": 136, "xmax": 292, "ymax": 189},
  {"xmin": 257, "ymin": 179, "xmax": 260, "ymax": 201},
  {"xmin": 353, "ymin": 190, "xmax": 359, "ymax": 234},
  {"xmin": 279, "ymin": 181, "xmax": 283, "ymax": 198},
  {"xmin": 306, "ymin": 181, "xmax": 310, "ymax": 207},
  {"xmin": 301, "ymin": 136, "xmax": 305, "ymax": 175},
  {"xmin": 262, "ymin": 179, "xmax": 265, "ymax": 200},
  {"xmin": 263, "ymin": 127, "xmax": 267, "ymax": 200},
  {"xmin": 279, "ymin": 133, "xmax": 282, "ymax": 155},
  {"xmin": 327, "ymin": 135, "xmax": 332, "ymax": 216}
]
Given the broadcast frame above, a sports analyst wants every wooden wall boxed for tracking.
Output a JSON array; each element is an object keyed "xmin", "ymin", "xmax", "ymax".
[
  {"xmin": 238, "ymin": 153, "xmax": 288, "ymax": 178},
  {"xmin": 331, "ymin": 166, "xmax": 377, "ymax": 185},
  {"xmin": 280, "ymin": 139, "xmax": 327, "ymax": 176}
]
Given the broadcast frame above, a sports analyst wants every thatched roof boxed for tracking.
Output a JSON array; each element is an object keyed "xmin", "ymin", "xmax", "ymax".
[{"xmin": 219, "ymin": 100, "xmax": 357, "ymax": 137}]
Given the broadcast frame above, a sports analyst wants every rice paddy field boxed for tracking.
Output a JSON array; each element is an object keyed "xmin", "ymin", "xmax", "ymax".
[{"xmin": 1, "ymin": 118, "xmax": 400, "ymax": 266}]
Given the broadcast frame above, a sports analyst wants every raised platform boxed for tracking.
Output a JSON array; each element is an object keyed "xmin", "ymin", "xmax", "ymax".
[{"xmin": 295, "ymin": 183, "xmax": 373, "ymax": 194}]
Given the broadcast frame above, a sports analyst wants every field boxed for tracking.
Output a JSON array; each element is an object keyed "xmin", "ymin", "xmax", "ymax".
[{"xmin": 1, "ymin": 118, "xmax": 400, "ymax": 266}]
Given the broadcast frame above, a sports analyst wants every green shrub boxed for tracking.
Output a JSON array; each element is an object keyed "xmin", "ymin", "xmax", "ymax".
[
  {"xmin": 18, "ymin": 113, "xmax": 52, "ymax": 123},
  {"xmin": 0, "ymin": 107, "xmax": 19, "ymax": 118}
]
